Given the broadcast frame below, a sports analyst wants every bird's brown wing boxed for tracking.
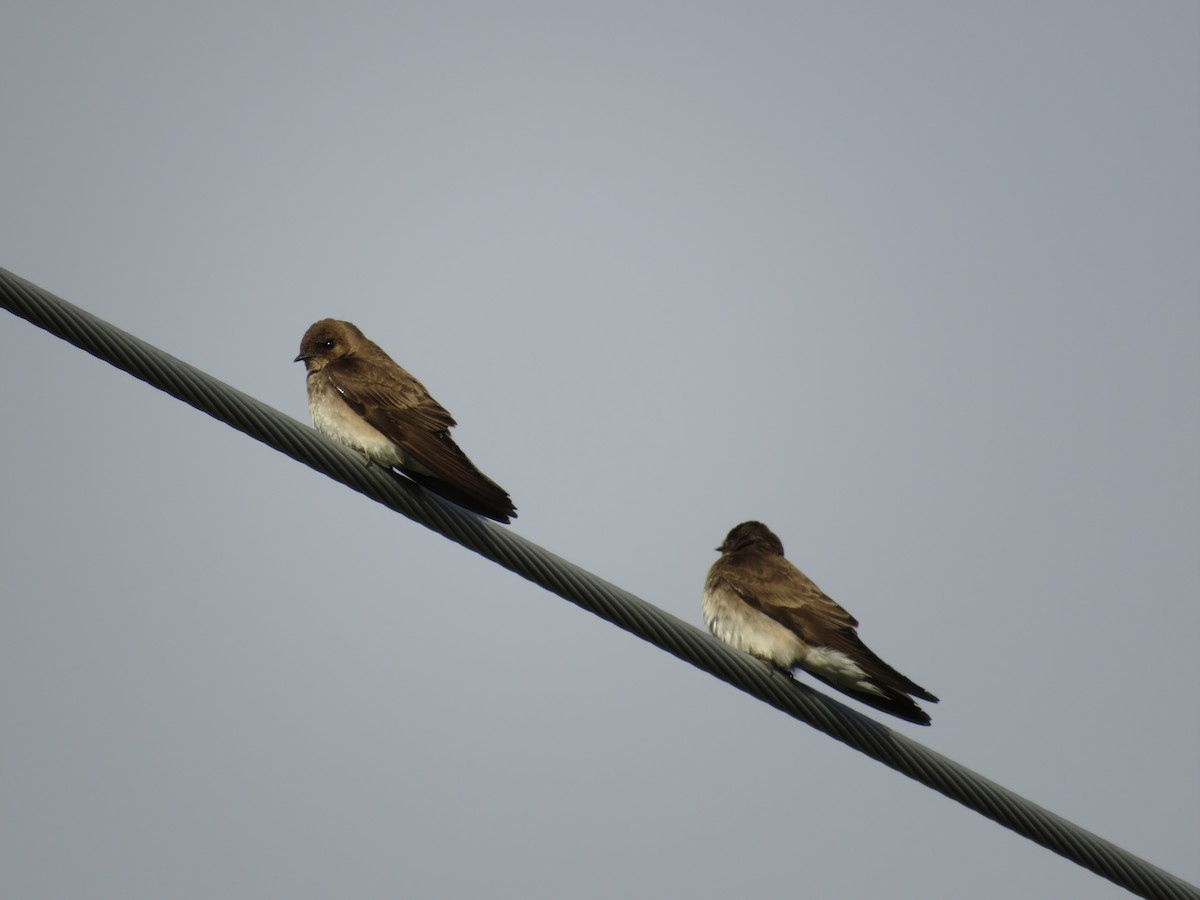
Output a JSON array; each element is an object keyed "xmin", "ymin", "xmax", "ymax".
[
  {"xmin": 326, "ymin": 356, "xmax": 515, "ymax": 521},
  {"xmin": 327, "ymin": 355, "xmax": 455, "ymax": 430},
  {"xmin": 719, "ymin": 552, "xmax": 858, "ymax": 630},
  {"xmin": 724, "ymin": 554, "xmax": 938, "ymax": 703}
]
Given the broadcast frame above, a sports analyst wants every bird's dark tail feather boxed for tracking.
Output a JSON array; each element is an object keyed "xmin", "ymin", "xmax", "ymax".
[
  {"xmin": 405, "ymin": 470, "xmax": 517, "ymax": 523},
  {"xmin": 805, "ymin": 672, "xmax": 934, "ymax": 726}
]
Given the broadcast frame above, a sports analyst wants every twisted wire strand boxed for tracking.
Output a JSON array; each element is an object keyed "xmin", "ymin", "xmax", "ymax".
[{"xmin": 3, "ymin": 266, "xmax": 1196, "ymax": 900}]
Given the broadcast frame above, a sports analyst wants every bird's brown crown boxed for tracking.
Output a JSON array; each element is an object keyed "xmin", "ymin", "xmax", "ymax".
[{"xmin": 717, "ymin": 521, "xmax": 785, "ymax": 556}]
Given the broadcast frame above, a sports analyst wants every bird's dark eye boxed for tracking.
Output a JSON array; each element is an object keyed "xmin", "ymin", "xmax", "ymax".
[{"xmin": 322, "ymin": 339, "xmax": 336, "ymax": 350}]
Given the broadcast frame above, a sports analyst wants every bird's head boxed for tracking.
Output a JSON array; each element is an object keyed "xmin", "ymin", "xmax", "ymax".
[
  {"xmin": 717, "ymin": 521, "xmax": 785, "ymax": 556},
  {"xmin": 294, "ymin": 319, "xmax": 365, "ymax": 372}
]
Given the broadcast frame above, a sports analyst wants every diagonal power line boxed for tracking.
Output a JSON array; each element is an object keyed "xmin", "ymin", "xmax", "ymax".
[{"xmin": 2, "ymin": 266, "xmax": 1196, "ymax": 900}]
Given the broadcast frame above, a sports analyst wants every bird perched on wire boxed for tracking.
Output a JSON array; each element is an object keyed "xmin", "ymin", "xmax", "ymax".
[
  {"xmin": 295, "ymin": 318, "xmax": 516, "ymax": 523},
  {"xmin": 704, "ymin": 521, "xmax": 938, "ymax": 724}
]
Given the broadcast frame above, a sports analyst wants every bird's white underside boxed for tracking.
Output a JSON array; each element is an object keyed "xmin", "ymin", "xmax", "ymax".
[
  {"xmin": 308, "ymin": 379, "xmax": 411, "ymax": 469},
  {"xmin": 702, "ymin": 587, "xmax": 887, "ymax": 698}
]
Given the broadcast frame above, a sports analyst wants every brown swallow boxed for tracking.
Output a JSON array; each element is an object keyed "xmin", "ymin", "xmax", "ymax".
[
  {"xmin": 704, "ymin": 521, "xmax": 938, "ymax": 724},
  {"xmin": 295, "ymin": 319, "xmax": 516, "ymax": 523}
]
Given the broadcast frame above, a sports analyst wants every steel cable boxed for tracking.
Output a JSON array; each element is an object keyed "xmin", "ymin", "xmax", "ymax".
[{"xmin": 3, "ymin": 266, "xmax": 1196, "ymax": 900}]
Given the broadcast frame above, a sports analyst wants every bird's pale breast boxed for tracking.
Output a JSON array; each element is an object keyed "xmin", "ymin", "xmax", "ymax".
[
  {"xmin": 702, "ymin": 584, "xmax": 808, "ymax": 668},
  {"xmin": 308, "ymin": 375, "xmax": 409, "ymax": 469},
  {"xmin": 702, "ymin": 583, "xmax": 883, "ymax": 696}
]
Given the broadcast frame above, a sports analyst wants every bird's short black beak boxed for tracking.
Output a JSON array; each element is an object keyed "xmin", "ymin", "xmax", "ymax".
[{"xmin": 293, "ymin": 353, "xmax": 309, "ymax": 363}]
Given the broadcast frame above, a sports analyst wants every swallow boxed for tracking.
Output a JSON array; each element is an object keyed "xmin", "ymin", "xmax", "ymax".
[
  {"xmin": 704, "ymin": 521, "xmax": 938, "ymax": 724},
  {"xmin": 295, "ymin": 318, "xmax": 516, "ymax": 523}
]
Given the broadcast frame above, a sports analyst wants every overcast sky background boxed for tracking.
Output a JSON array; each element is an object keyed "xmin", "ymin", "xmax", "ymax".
[{"xmin": 2, "ymin": 3, "xmax": 1197, "ymax": 898}]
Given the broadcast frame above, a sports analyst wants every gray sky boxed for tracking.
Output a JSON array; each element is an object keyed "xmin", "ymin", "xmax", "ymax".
[{"xmin": 2, "ymin": 3, "xmax": 1197, "ymax": 898}]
